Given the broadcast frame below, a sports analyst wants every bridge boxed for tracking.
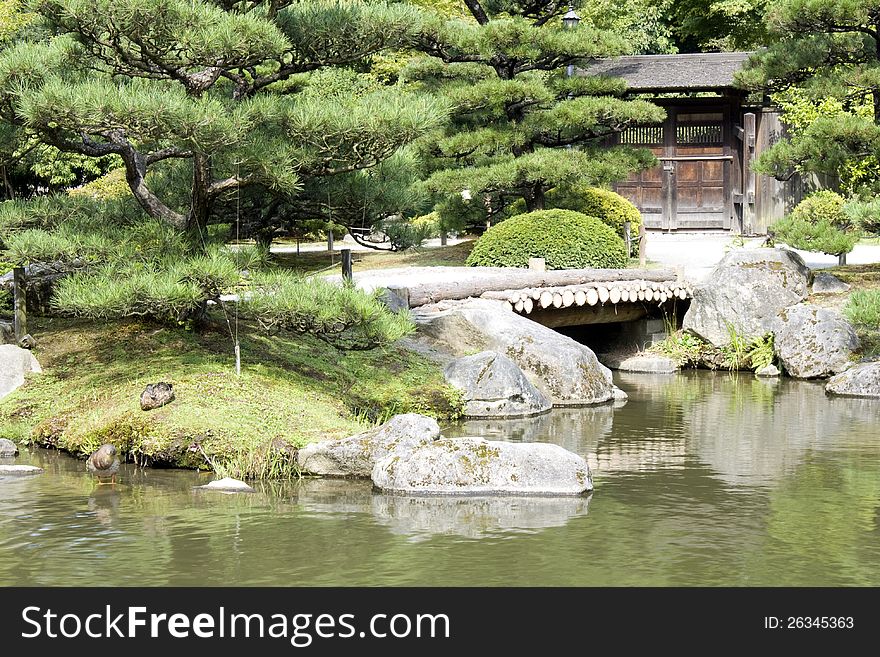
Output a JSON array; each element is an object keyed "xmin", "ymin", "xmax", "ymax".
[{"xmin": 333, "ymin": 266, "xmax": 693, "ymax": 332}]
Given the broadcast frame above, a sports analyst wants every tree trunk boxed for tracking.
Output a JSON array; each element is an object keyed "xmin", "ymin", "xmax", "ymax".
[
  {"xmin": 463, "ymin": 0, "xmax": 490, "ymax": 24},
  {"xmin": 189, "ymin": 153, "xmax": 213, "ymax": 232},
  {"xmin": 524, "ymin": 187, "xmax": 545, "ymax": 212}
]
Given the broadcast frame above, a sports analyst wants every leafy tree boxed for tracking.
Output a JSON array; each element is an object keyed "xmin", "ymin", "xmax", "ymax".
[
  {"xmin": 737, "ymin": 1, "xmax": 880, "ymax": 192},
  {"xmin": 407, "ymin": 0, "xmax": 665, "ymax": 230},
  {"xmin": 665, "ymin": 0, "xmax": 771, "ymax": 52},
  {"xmin": 0, "ymin": 0, "xmax": 446, "ymax": 232}
]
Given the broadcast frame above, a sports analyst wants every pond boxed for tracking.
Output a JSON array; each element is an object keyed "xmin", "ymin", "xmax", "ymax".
[{"xmin": 2, "ymin": 371, "xmax": 879, "ymax": 586}]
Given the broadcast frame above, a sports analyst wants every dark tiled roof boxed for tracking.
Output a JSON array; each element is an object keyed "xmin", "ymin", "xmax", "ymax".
[{"xmin": 581, "ymin": 52, "xmax": 752, "ymax": 92}]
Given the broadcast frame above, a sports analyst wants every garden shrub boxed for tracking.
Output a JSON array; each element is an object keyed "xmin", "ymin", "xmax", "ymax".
[
  {"xmin": 548, "ymin": 186, "xmax": 642, "ymax": 238},
  {"xmin": 769, "ymin": 190, "xmax": 859, "ymax": 256},
  {"xmin": 465, "ymin": 209, "xmax": 627, "ymax": 269}
]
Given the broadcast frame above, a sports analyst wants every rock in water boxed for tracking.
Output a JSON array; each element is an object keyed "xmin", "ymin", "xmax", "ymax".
[
  {"xmin": 755, "ymin": 364, "xmax": 780, "ymax": 378},
  {"xmin": 444, "ymin": 351, "xmax": 551, "ymax": 418},
  {"xmin": 196, "ymin": 477, "xmax": 255, "ymax": 493},
  {"xmin": 140, "ymin": 382, "xmax": 175, "ymax": 411},
  {"xmin": 0, "ymin": 344, "xmax": 42, "ymax": 401},
  {"xmin": 826, "ymin": 362, "xmax": 880, "ymax": 398},
  {"xmin": 413, "ymin": 299, "xmax": 615, "ymax": 405},
  {"xmin": 771, "ymin": 304, "xmax": 859, "ymax": 379},
  {"xmin": 601, "ymin": 352, "xmax": 678, "ymax": 374},
  {"xmin": 811, "ymin": 272, "xmax": 850, "ymax": 295},
  {"xmin": 0, "ymin": 465, "xmax": 43, "ymax": 475},
  {"xmin": 371, "ymin": 437, "xmax": 593, "ymax": 495},
  {"xmin": 0, "ymin": 438, "xmax": 18, "ymax": 458},
  {"xmin": 297, "ymin": 413, "xmax": 441, "ymax": 477},
  {"xmin": 683, "ymin": 249, "xmax": 810, "ymax": 347}
]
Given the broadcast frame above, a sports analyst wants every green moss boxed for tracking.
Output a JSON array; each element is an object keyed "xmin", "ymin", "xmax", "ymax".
[{"xmin": 0, "ymin": 317, "xmax": 463, "ymax": 479}]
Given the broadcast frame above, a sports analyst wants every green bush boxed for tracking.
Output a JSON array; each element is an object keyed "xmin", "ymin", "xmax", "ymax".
[
  {"xmin": 377, "ymin": 216, "xmax": 433, "ymax": 251},
  {"xmin": 770, "ymin": 190, "xmax": 859, "ymax": 256},
  {"xmin": 465, "ymin": 209, "xmax": 627, "ymax": 269},
  {"xmin": 548, "ymin": 186, "xmax": 642, "ymax": 238},
  {"xmin": 243, "ymin": 272, "xmax": 415, "ymax": 350},
  {"xmin": 844, "ymin": 289, "xmax": 880, "ymax": 326}
]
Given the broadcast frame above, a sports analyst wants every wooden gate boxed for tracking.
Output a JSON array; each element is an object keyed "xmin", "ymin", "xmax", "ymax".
[{"xmin": 615, "ymin": 106, "xmax": 734, "ymax": 230}]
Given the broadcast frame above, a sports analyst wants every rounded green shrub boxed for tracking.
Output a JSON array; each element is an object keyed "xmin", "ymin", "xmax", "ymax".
[
  {"xmin": 770, "ymin": 190, "xmax": 859, "ymax": 256},
  {"xmin": 465, "ymin": 209, "xmax": 627, "ymax": 269},
  {"xmin": 546, "ymin": 186, "xmax": 642, "ymax": 238}
]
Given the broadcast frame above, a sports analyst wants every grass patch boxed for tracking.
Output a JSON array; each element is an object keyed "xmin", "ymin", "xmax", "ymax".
[
  {"xmin": 270, "ymin": 240, "xmax": 476, "ymax": 274},
  {"xmin": 844, "ymin": 289, "xmax": 880, "ymax": 357},
  {"xmin": 0, "ymin": 316, "xmax": 463, "ymax": 479}
]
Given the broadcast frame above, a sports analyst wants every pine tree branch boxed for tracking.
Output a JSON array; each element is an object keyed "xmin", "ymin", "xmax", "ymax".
[{"xmin": 463, "ymin": 0, "xmax": 490, "ymax": 25}]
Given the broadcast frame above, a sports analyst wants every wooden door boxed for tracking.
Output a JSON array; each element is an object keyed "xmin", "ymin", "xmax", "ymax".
[
  {"xmin": 672, "ymin": 113, "xmax": 729, "ymax": 229},
  {"xmin": 614, "ymin": 126, "xmax": 665, "ymax": 229}
]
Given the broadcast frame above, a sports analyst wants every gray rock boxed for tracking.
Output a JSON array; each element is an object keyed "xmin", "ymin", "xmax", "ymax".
[
  {"xmin": 371, "ymin": 436, "xmax": 593, "ymax": 495},
  {"xmin": 683, "ymin": 248, "xmax": 810, "ymax": 347},
  {"xmin": 0, "ymin": 344, "xmax": 42, "ymax": 401},
  {"xmin": 772, "ymin": 304, "xmax": 859, "ymax": 379},
  {"xmin": 195, "ymin": 477, "xmax": 255, "ymax": 493},
  {"xmin": 444, "ymin": 351, "xmax": 551, "ymax": 418},
  {"xmin": 601, "ymin": 352, "xmax": 678, "ymax": 373},
  {"xmin": 0, "ymin": 439, "xmax": 18, "ymax": 457},
  {"xmin": 811, "ymin": 272, "xmax": 850, "ymax": 295},
  {"xmin": 414, "ymin": 299, "xmax": 615, "ymax": 405},
  {"xmin": 297, "ymin": 413, "xmax": 441, "ymax": 477},
  {"xmin": 826, "ymin": 362, "xmax": 880, "ymax": 398},
  {"xmin": 755, "ymin": 364, "xmax": 780, "ymax": 378},
  {"xmin": 0, "ymin": 465, "xmax": 43, "ymax": 475},
  {"xmin": 0, "ymin": 320, "xmax": 13, "ymax": 345},
  {"xmin": 612, "ymin": 386, "xmax": 628, "ymax": 401},
  {"xmin": 140, "ymin": 382, "xmax": 175, "ymax": 411},
  {"xmin": 17, "ymin": 334, "xmax": 36, "ymax": 350}
]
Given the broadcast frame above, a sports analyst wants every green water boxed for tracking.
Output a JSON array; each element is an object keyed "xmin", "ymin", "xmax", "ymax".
[{"xmin": 2, "ymin": 371, "xmax": 879, "ymax": 586}]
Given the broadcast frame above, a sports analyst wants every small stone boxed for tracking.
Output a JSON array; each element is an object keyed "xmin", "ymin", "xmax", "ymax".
[
  {"xmin": 602, "ymin": 353, "xmax": 678, "ymax": 373},
  {"xmin": 140, "ymin": 382, "xmax": 175, "ymax": 411},
  {"xmin": 612, "ymin": 386, "xmax": 628, "ymax": 401},
  {"xmin": 196, "ymin": 477, "xmax": 255, "ymax": 493},
  {"xmin": 0, "ymin": 439, "xmax": 18, "ymax": 457},
  {"xmin": 811, "ymin": 272, "xmax": 850, "ymax": 295},
  {"xmin": 755, "ymin": 364, "xmax": 780, "ymax": 378},
  {"xmin": 0, "ymin": 464, "xmax": 43, "ymax": 475},
  {"xmin": 17, "ymin": 334, "xmax": 36, "ymax": 349}
]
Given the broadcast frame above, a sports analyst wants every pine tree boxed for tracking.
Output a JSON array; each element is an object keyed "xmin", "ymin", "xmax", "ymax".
[
  {"xmin": 737, "ymin": 1, "xmax": 880, "ymax": 189},
  {"xmin": 0, "ymin": 0, "xmax": 446, "ymax": 232},
  {"xmin": 407, "ymin": 0, "xmax": 665, "ymax": 228}
]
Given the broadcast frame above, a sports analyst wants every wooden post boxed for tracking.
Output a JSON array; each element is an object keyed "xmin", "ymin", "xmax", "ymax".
[
  {"xmin": 327, "ymin": 228, "xmax": 334, "ymax": 252},
  {"xmin": 638, "ymin": 223, "xmax": 647, "ymax": 268},
  {"xmin": 623, "ymin": 220, "xmax": 632, "ymax": 258},
  {"xmin": 440, "ymin": 231, "xmax": 448, "ymax": 246},
  {"xmin": 341, "ymin": 248, "xmax": 353, "ymax": 282},
  {"xmin": 13, "ymin": 266, "xmax": 26, "ymax": 343},
  {"xmin": 742, "ymin": 112, "xmax": 757, "ymax": 235}
]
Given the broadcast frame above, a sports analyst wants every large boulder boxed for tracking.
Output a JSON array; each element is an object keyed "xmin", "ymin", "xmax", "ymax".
[
  {"xmin": 0, "ymin": 344, "xmax": 42, "ymax": 401},
  {"xmin": 771, "ymin": 304, "xmax": 859, "ymax": 379},
  {"xmin": 371, "ymin": 436, "xmax": 593, "ymax": 495},
  {"xmin": 683, "ymin": 248, "xmax": 810, "ymax": 347},
  {"xmin": 296, "ymin": 413, "xmax": 441, "ymax": 477},
  {"xmin": 444, "ymin": 351, "xmax": 551, "ymax": 418},
  {"xmin": 826, "ymin": 361, "xmax": 880, "ymax": 398},
  {"xmin": 414, "ymin": 299, "xmax": 617, "ymax": 405}
]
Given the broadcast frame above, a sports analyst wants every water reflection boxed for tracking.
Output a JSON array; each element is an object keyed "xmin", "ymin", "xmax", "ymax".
[
  {"xmin": 1, "ymin": 370, "xmax": 879, "ymax": 586},
  {"xmin": 294, "ymin": 479, "xmax": 592, "ymax": 542}
]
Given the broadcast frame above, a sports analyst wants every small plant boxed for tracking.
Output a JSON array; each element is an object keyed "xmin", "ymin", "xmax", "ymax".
[
  {"xmin": 719, "ymin": 322, "xmax": 750, "ymax": 370},
  {"xmin": 747, "ymin": 334, "xmax": 775, "ymax": 371},
  {"xmin": 650, "ymin": 330, "xmax": 707, "ymax": 368},
  {"xmin": 844, "ymin": 289, "xmax": 880, "ymax": 326}
]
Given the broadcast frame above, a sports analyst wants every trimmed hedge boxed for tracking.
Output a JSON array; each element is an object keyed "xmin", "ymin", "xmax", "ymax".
[
  {"xmin": 465, "ymin": 209, "xmax": 627, "ymax": 270},
  {"xmin": 508, "ymin": 186, "xmax": 643, "ymax": 238}
]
